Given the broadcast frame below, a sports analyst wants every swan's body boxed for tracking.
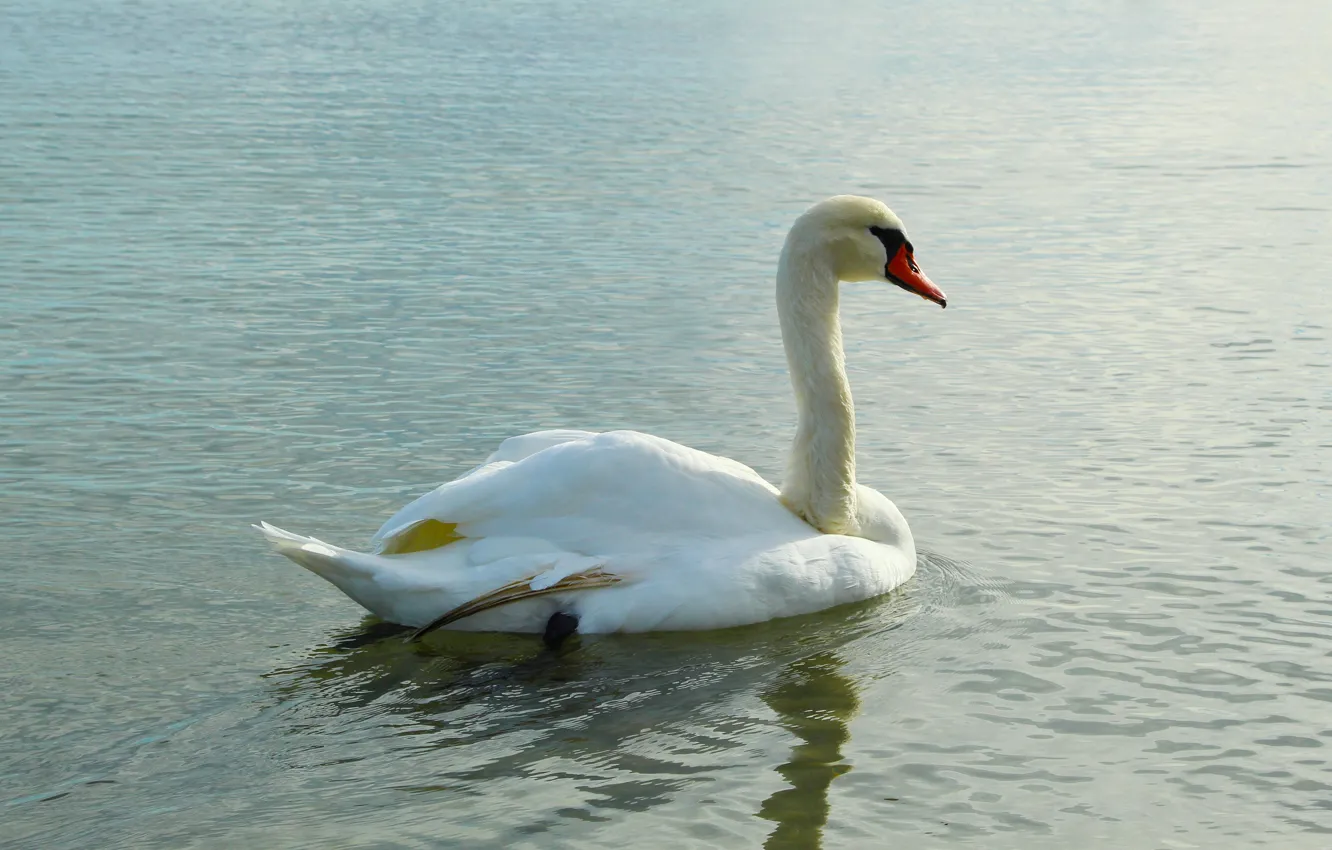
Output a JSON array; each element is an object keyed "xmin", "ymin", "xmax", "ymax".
[
  {"xmin": 259, "ymin": 429, "xmax": 913, "ymax": 633},
  {"xmin": 259, "ymin": 196, "xmax": 947, "ymax": 636}
]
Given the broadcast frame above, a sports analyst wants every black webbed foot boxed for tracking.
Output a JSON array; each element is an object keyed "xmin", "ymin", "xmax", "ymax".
[{"xmin": 542, "ymin": 611, "xmax": 579, "ymax": 649}]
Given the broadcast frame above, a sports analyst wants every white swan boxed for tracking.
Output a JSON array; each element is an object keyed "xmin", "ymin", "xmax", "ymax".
[{"xmin": 257, "ymin": 195, "xmax": 947, "ymax": 641}]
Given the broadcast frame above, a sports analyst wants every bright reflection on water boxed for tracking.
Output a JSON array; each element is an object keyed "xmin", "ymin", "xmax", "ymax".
[{"xmin": 3, "ymin": 0, "xmax": 1330, "ymax": 847}]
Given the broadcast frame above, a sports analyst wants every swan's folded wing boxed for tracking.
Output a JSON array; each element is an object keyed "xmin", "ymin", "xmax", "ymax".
[
  {"xmin": 370, "ymin": 430, "xmax": 797, "ymax": 556},
  {"xmin": 484, "ymin": 429, "xmax": 598, "ymax": 464},
  {"xmin": 369, "ymin": 460, "xmax": 509, "ymax": 554},
  {"xmin": 370, "ymin": 431, "xmax": 599, "ymax": 554}
]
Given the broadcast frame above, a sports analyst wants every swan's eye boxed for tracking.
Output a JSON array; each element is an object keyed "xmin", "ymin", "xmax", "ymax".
[{"xmin": 903, "ymin": 241, "xmax": 920, "ymax": 273}]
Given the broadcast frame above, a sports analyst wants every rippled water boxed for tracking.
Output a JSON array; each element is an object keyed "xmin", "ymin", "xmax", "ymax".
[{"xmin": 3, "ymin": 0, "xmax": 1330, "ymax": 846}]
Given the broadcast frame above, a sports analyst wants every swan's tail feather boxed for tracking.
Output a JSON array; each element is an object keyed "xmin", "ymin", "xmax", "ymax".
[
  {"xmin": 409, "ymin": 566, "xmax": 621, "ymax": 641},
  {"xmin": 253, "ymin": 521, "xmax": 375, "ymax": 579}
]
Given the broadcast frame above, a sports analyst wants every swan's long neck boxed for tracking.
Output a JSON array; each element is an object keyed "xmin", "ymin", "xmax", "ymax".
[{"xmin": 776, "ymin": 236, "xmax": 857, "ymax": 535}]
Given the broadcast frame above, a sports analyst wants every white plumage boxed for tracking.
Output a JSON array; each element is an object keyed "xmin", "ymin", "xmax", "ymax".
[{"xmin": 258, "ymin": 196, "xmax": 947, "ymax": 635}]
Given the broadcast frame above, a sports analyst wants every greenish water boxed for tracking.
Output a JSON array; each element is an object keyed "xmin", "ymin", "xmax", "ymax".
[{"xmin": 3, "ymin": 0, "xmax": 1330, "ymax": 847}]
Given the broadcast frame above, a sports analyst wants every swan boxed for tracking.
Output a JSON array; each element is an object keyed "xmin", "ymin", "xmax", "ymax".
[{"xmin": 257, "ymin": 195, "xmax": 947, "ymax": 642}]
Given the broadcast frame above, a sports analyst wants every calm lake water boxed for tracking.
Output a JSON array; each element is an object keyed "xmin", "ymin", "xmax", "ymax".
[{"xmin": 3, "ymin": 0, "xmax": 1330, "ymax": 847}]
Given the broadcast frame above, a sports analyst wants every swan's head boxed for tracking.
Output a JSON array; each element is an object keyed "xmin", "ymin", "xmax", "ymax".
[{"xmin": 790, "ymin": 195, "xmax": 947, "ymax": 308}]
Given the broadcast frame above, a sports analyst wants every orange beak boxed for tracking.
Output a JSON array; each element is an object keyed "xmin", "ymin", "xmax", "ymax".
[{"xmin": 887, "ymin": 244, "xmax": 947, "ymax": 308}]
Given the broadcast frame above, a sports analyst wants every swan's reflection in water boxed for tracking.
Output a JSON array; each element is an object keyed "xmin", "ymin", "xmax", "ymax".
[
  {"xmin": 759, "ymin": 653, "xmax": 858, "ymax": 850},
  {"xmin": 264, "ymin": 556, "xmax": 979, "ymax": 846}
]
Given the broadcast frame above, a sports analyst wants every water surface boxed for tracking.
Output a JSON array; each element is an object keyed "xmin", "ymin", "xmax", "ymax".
[{"xmin": 3, "ymin": 0, "xmax": 1330, "ymax": 846}]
